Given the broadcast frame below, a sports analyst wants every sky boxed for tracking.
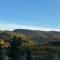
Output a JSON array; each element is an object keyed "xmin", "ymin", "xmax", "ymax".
[{"xmin": 0, "ymin": 0, "xmax": 60, "ymax": 31}]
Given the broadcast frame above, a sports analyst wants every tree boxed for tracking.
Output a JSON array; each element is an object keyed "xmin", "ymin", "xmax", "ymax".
[{"xmin": 8, "ymin": 36, "xmax": 22, "ymax": 60}]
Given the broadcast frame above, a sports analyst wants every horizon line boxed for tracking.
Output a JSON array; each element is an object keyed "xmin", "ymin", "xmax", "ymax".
[{"xmin": 0, "ymin": 24, "xmax": 60, "ymax": 31}]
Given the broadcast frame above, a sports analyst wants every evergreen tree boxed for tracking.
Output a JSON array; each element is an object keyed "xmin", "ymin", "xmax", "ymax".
[{"xmin": 8, "ymin": 36, "xmax": 22, "ymax": 60}]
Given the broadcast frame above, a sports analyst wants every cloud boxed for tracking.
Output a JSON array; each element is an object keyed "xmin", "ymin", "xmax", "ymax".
[{"xmin": 0, "ymin": 23, "xmax": 60, "ymax": 31}]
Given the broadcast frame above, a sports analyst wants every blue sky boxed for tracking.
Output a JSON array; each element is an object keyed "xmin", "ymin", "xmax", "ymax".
[{"xmin": 0, "ymin": 0, "xmax": 60, "ymax": 31}]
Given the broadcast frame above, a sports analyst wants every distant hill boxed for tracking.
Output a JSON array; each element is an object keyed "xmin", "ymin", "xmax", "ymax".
[
  {"xmin": 13, "ymin": 29, "xmax": 60, "ymax": 38},
  {"xmin": 13, "ymin": 29, "xmax": 60, "ymax": 44},
  {"xmin": 0, "ymin": 29, "xmax": 60, "ymax": 45},
  {"xmin": 13, "ymin": 29, "xmax": 36, "ymax": 34}
]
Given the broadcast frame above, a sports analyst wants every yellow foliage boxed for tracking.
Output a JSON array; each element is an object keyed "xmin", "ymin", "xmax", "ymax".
[{"xmin": 0, "ymin": 39, "xmax": 4, "ymax": 44}]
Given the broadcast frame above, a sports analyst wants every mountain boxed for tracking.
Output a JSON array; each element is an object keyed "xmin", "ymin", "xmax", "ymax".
[
  {"xmin": 13, "ymin": 29, "xmax": 60, "ymax": 44},
  {"xmin": 0, "ymin": 29, "xmax": 60, "ymax": 45},
  {"xmin": 13, "ymin": 29, "xmax": 60, "ymax": 38}
]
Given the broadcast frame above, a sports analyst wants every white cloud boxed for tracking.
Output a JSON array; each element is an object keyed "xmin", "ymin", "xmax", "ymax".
[{"xmin": 0, "ymin": 23, "xmax": 60, "ymax": 31}]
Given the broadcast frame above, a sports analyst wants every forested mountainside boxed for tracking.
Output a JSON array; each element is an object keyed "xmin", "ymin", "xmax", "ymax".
[
  {"xmin": 0, "ymin": 29, "xmax": 60, "ymax": 45},
  {"xmin": 13, "ymin": 29, "xmax": 60, "ymax": 38},
  {"xmin": 13, "ymin": 29, "xmax": 60, "ymax": 43},
  {"xmin": 0, "ymin": 29, "xmax": 60, "ymax": 50},
  {"xmin": 0, "ymin": 29, "xmax": 60, "ymax": 60}
]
